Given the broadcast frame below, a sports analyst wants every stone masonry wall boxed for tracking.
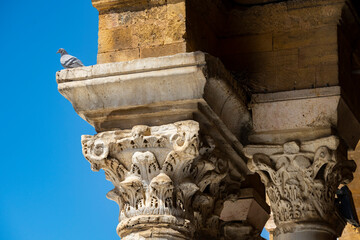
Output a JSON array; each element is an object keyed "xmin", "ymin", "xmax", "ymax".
[
  {"xmin": 95, "ymin": 0, "xmax": 187, "ymax": 63},
  {"xmin": 218, "ymin": 0, "xmax": 344, "ymax": 93},
  {"xmin": 217, "ymin": 0, "xmax": 360, "ymax": 120},
  {"xmin": 94, "ymin": 0, "xmax": 227, "ymax": 64},
  {"xmin": 92, "ymin": 0, "xmax": 360, "ymax": 130},
  {"xmin": 338, "ymin": 1, "xmax": 360, "ymax": 121}
]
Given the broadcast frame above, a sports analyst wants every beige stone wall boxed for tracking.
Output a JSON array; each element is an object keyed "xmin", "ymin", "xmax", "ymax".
[
  {"xmin": 216, "ymin": 0, "xmax": 360, "ymax": 122},
  {"xmin": 92, "ymin": 0, "xmax": 360, "ymax": 109},
  {"xmin": 94, "ymin": 0, "xmax": 187, "ymax": 63},
  {"xmin": 92, "ymin": 0, "xmax": 358, "ymax": 102},
  {"xmin": 93, "ymin": 0, "xmax": 226, "ymax": 64},
  {"xmin": 338, "ymin": 2, "xmax": 360, "ymax": 122},
  {"xmin": 218, "ymin": 0, "xmax": 344, "ymax": 92}
]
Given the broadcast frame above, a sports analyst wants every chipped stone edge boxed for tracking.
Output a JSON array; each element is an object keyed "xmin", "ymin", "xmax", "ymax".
[{"xmin": 56, "ymin": 52, "xmax": 207, "ymax": 83}]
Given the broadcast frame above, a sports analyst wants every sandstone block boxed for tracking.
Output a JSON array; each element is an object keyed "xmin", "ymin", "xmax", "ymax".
[
  {"xmin": 249, "ymin": 71, "xmax": 276, "ymax": 92},
  {"xmin": 225, "ymin": 52, "xmax": 274, "ymax": 73},
  {"xmin": 248, "ymin": 67, "xmax": 317, "ymax": 93},
  {"xmin": 97, "ymin": 48, "xmax": 140, "ymax": 64},
  {"xmin": 98, "ymin": 12, "xmax": 120, "ymax": 30},
  {"xmin": 274, "ymin": 48, "xmax": 299, "ymax": 70},
  {"xmin": 274, "ymin": 25, "xmax": 337, "ymax": 50},
  {"xmin": 219, "ymin": 33, "xmax": 273, "ymax": 55},
  {"xmin": 96, "ymin": 2, "xmax": 187, "ymax": 61},
  {"xmin": 149, "ymin": 0, "xmax": 167, "ymax": 6},
  {"xmin": 286, "ymin": 0, "xmax": 345, "ymax": 10},
  {"xmin": 299, "ymin": 44, "xmax": 338, "ymax": 68},
  {"xmin": 315, "ymin": 64, "xmax": 339, "ymax": 88},
  {"xmin": 98, "ymin": 27, "xmax": 137, "ymax": 53},
  {"xmin": 223, "ymin": 1, "xmax": 342, "ymax": 36},
  {"xmin": 276, "ymin": 67, "xmax": 316, "ymax": 91},
  {"xmin": 140, "ymin": 42, "xmax": 186, "ymax": 58},
  {"xmin": 92, "ymin": 0, "xmax": 158, "ymax": 12},
  {"xmin": 165, "ymin": 1, "xmax": 186, "ymax": 44}
]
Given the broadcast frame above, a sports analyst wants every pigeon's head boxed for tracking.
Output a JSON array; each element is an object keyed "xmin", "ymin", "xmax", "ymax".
[{"xmin": 56, "ymin": 48, "xmax": 67, "ymax": 55}]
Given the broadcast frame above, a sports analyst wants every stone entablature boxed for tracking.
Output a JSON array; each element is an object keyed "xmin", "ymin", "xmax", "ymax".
[
  {"xmin": 249, "ymin": 87, "xmax": 360, "ymax": 149},
  {"xmin": 245, "ymin": 136, "xmax": 356, "ymax": 238},
  {"xmin": 56, "ymin": 52, "xmax": 250, "ymax": 139}
]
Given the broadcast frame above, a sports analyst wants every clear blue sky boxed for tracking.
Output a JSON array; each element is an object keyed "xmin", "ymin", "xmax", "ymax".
[{"xmin": 0, "ymin": 1, "xmax": 269, "ymax": 239}]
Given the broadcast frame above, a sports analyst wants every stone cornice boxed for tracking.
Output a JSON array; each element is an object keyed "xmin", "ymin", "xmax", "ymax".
[
  {"xmin": 56, "ymin": 52, "xmax": 209, "ymax": 84},
  {"xmin": 56, "ymin": 52, "xmax": 251, "ymax": 176},
  {"xmin": 92, "ymin": 0, "xmax": 164, "ymax": 12},
  {"xmin": 249, "ymin": 87, "xmax": 360, "ymax": 149},
  {"xmin": 56, "ymin": 52, "xmax": 248, "ymax": 135}
]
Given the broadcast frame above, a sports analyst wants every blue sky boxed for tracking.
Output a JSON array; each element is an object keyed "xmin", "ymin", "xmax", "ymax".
[{"xmin": 0, "ymin": 1, "xmax": 269, "ymax": 239}]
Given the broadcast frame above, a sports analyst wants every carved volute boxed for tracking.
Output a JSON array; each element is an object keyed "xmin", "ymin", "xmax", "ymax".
[
  {"xmin": 81, "ymin": 120, "xmax": 233, "ymax": 239},
  {"xmin": 245, "ymin": 136, "xmax": 356, "ymax": 237}
]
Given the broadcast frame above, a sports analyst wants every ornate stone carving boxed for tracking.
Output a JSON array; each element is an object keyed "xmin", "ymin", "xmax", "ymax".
[
  {"xmin": 244, "ymin": 136, "xmax": 356, "ymax": 236},
  {"xmin": 81, "ymin": 120, "xmax": 232, "ymax": 239}
]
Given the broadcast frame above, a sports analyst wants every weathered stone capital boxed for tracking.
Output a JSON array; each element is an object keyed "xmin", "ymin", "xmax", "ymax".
[
  {"xmin": 244, "ymin": 136, "xmax": 356, "ymax": 237},
  {"xmin": 81, "ymin": 120, "xmax": 234, "ymax": 239}
]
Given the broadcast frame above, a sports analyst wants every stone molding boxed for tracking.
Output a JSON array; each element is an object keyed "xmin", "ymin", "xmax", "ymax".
[
  {"xmin": 244, "ymin": 136, "xmax": 356, "ymax": 236},
  {"xmin": 249, "ymin": 87, "xmax": 360, "ymax": 149},
  {"xmin": 56, "ymin": 52, "xmax": 250, "ymax": 140},
  {"xmin": 91, "ymin": 0, "xmax": 162, "ymax": 12},
  {"xmin": 81, "ymin": 120, "xmax": 237, "ymax": 239}
]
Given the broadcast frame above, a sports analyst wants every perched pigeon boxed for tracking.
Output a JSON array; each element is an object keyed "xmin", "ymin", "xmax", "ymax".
[{"xmin": 57, "ymin": 48, "xmax": 84, "ymax": 68}]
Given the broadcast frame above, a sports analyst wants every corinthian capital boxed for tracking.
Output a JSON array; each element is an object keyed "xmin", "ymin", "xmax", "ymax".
[
  {"xmin": 81, "ymin": 120, "xmax": 231, "ymax": 239},
  {"xmin": 244, "ymin": 136, "xmax": 356, "ymax": 236}
]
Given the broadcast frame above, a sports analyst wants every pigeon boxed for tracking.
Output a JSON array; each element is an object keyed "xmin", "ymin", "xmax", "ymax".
[{"xmin": 57, "ymin": 48, "xmax": 84, "ymax": 68}]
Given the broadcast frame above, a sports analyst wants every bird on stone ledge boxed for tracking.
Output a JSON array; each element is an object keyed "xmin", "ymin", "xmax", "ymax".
[{"xmin": 57, "ymin": 48, "xmax": 84, "ymax": 68}]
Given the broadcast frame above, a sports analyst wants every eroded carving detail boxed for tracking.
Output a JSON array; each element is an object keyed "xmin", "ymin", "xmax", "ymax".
[
  {"xmin": 81, "ymin": 120, "xmax": 231, "ymax": 239},
  {"xmin": 245, "ymin": 136, "xmax": 356, "ymax": 234}
]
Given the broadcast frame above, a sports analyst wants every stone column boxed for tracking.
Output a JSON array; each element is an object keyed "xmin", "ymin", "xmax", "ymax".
[
  {"xmin": 81, "ymin": 120, "xmax": 269, "ymax": 239},
  {"xmin": 57, "ymin": 52, "xmax": 270, "ymax": 239},
  {"xmin": 245, "ymin": 136, "xmax": 356, "ymax": 240},
  {"xmin": 81, "ymin": 121, "xmax": 231, "ymax": 239}
]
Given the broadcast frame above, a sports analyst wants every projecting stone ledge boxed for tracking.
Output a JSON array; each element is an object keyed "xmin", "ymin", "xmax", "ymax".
[
  {"xmin": 56, "ymin": 52, "xmax": 249, "ymax": 136},
  {"xmin": 56, "ymin": 51, "xmax": 253, "ymax": 177},
  {"xmin": 249, "ymin": 87, "xmax": 360, "ymax": 149}
]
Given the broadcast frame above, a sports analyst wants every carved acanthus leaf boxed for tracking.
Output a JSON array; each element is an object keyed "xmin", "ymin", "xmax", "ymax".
[
  {"xmin": 245, "ymin": 136, "xmax": 356, "ymax": 227},
  {"xmin": 81, "ymin": 120, "xmax": 234, "ymax": 238}
]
